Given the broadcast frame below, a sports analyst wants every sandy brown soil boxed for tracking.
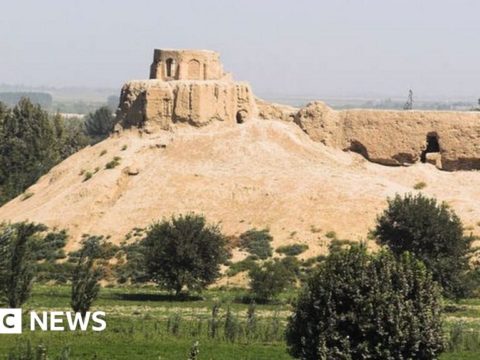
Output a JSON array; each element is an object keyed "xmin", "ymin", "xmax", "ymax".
[{"xmin": 0, "ymin": 119, "xmax": 479, "ymax": 261}]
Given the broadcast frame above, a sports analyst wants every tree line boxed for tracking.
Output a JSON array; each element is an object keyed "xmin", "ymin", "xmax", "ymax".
[{"xmin": 0, "ymin": 98, "xmax": 116, "ymax": 204}]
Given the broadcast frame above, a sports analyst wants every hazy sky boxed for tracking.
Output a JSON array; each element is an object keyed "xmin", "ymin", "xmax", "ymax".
[{"xmin": 1, "ymin": 0, "xmax": 480, "ymax": 99}]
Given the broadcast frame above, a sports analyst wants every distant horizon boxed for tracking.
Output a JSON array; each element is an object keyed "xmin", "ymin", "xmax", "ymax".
[
  {"xmin": 0, "ymin": 82, "xmax": 479, "ymax": 104},
  {"xmin": 2, "ymin": 1, "xmax": 480, "ymax": 100}
]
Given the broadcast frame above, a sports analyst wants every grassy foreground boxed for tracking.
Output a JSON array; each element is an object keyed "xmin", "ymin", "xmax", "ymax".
[{"xmin": 0, "ymin": 285, "xmax": 479, "ymax": 359}]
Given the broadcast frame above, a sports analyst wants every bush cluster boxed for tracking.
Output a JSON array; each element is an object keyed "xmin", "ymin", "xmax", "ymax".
[
  {"xmin": 105, "ymin": 156, "xmax": 121, "ymax": 169},
  {"xmin": 248, "ymin": 259, "xmax": 296, "ymax": 301},
  {"xmin": 226, "ymin": 257, "xmax": 257, "ymax": 277},
  {"xmin": 238, "ymin": 228, "xmax": 273, "ymax": 260},
  {"xmin": 275, "ymin": 243, "xmax": 308, "ymax": 256},
  {"xmin": 286, "ymin": 245, "xmax": 445, "ymax": 360},
  {"xmin": 373, "ymin": 193, "xmax": 476, "ymax": 298}
]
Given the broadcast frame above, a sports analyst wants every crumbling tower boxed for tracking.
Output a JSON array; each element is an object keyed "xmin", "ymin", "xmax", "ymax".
[
  {"xmin": 149, "ymin": 49, "xmax": 227, "ymax": 81},
  {"xmin": 117, "ymin": 49, "xmax": 256, "ymax": 130}
]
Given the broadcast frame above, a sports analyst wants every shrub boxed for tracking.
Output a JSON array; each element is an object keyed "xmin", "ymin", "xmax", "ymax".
[
  {"xmin": 276, "ymin": 243, "xmax": 308, "ymax": 256},
  {"xmin": 36, "ymin": 262, "xmax": 75, "ymax": 284},
  {"xmin": 414, "ymin": 181, "xmax": 427, "ymax": 190},
  {"xmin": 302, "ymin": 256, "xmax": 321, "ymax": 267},
  {"xmin": 32, "ymin": 229, "xmax": 68, "ymax": 262},
  {"xmin": 327, "ymin": 238, "xmax": 356, "ymax": 254},
  {"xmin": 105, "ymin": 156, "xmax": 121, "ymax": 169},
  {"xmin": 248, "ymin": 259, "xmax": 295, "ymax": 301},
  {"xmin": 226, "ymin": 256, "xmax": 257, "ymax": 277},
  {"xmin": 114, "ymin": 240, "xmax": 149, "ymax": 284},
  {"xmin": 99, "ymin": 149, "xmax": 107, "ymax": 156},
  {"xmin": 373, "ymin": 193, "xmax": 475, "ymax": 298},
  {"xmin": 20, "ymin": 192, "xmax": 34, "ymax": 201},
  {"xmin": 325, "ymin": 231, "xmax": 337, "ymax": 239},
  {"xmin": 121, "ymin": 145, "xmax": 127, "ymax": 151},
  {"xmin": 238, "ymin": 228, "xmax": 273, "ymax": 260},
  {"xmin": 279, "ymin": 256, "xmax": 302, "ymax": 278},
  {"xmin": 142, "ymin": 213, "xmax": 230, "ymax": 295},
  {"xmin": 286, "ymin": 245, "xmax": 444, "ymax": 360},
  {"xmin": 83, "ymin": 171, "xmax": 93, "ymax": 181}
]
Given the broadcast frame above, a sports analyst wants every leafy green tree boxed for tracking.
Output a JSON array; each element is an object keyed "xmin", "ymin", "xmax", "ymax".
[
  {"xmin": 142, "ymin": 214, "xmax": 230, "ymax": 295},
  {"xmin": 0, "ymin": 100, "xmax": 91, "ymax": 204},
  {"xmin": 248, "ymin": 259, "xmax": 295, "ymax": 301},
  {"xmin": 238, "ymin": 228, "xmax": 273, "ymax": 260},
  {"xmin": 0, "ymin": 222, "xmax": 47, "ymax": 307},
  {"xmin": 373, "ymin": 193, "xmax": 475, "ymax": 298},
  {"xmin": 286, "ymin": 245, "xmax": 444, "ymax": 360},
  {"xmin": 71, "ymin": 235, "xmax": 106, "ymax": 316},
  {"xmin": 84, "ymin": 106, "xmax": 116, "ymax": 143},
  {"xmin": 0, "ymin": 98, "xmax": 60, "ymax": 203},
  {"xmin": 51, "ymin": 113, "xmax": 89, "ymax": 158}
]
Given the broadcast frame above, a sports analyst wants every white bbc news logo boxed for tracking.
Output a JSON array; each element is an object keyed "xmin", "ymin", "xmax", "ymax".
[{"xmin": 0, "ymin": 309, "xmax": 106, "ymax": 334}]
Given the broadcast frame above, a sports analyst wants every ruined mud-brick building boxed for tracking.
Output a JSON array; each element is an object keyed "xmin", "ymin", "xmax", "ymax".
[
  {"xmin": 289, "ymin": 102, "xmax": 480, "ymax": 171},
  {"xmin": 117, "ymin": 49, "xmax": 257, "ymax": 130},
  {"xmin": 117, "ymin": 49, "xmax": 480, "ymax": 171}
]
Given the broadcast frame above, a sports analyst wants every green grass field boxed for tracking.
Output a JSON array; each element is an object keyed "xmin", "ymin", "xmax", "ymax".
[{"xmin": 1, "ymin": 285, "xmax": 479, "ymax": 359}]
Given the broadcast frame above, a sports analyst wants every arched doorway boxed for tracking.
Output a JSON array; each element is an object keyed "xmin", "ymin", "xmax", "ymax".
[{"xmin": 421, "ymin": 132, "xmax": 440, "ymax": 163}]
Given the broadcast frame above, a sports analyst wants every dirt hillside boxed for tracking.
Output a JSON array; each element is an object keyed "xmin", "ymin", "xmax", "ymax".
[{"xmin": 0, "ymin": 119, "xmax": 479, "ymax": 260}]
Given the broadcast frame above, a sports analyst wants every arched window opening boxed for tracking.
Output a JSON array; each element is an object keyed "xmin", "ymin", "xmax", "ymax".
[{"xmin": 166, "ymin": 58, "xmax": 175, "ymax": 77}]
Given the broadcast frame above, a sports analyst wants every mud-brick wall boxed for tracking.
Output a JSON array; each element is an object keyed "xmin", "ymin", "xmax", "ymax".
[
  {"xmin": 295, "ymin": 102, "xmax": 480, "ymax": 171},
  {"xmin": 117, "ymin": 80, "xmax": 258, "ymax": 130}
]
